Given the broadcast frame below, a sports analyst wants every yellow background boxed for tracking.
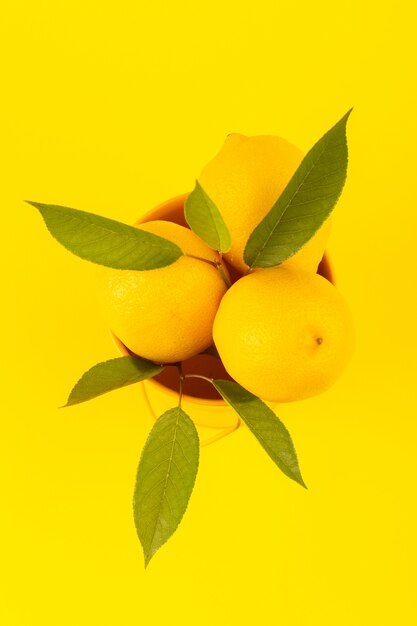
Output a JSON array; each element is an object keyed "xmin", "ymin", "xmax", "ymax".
[{"xmin": 1, "ymin": 1, "xmax": 416, "ymax": 623}]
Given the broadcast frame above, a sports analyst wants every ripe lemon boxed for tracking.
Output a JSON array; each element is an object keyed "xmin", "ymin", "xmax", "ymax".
[
  {"xmin": 99, "ymin": 220, "xmax": 228, "ymax": 363},
  {"xmin": 213, "ymin": 266, "xmax": 354, "ymax": 402},
  {"xmin": 199, "ymin": 133, "xmax": 331, "ymax": 274}
]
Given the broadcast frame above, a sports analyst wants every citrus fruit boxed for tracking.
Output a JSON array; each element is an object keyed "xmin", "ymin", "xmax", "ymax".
[
  {"xmin": 100, "ymin": 220, "xmax": 228, "ymax": 363},
  {"xmin": 199, "ymin": 133, "xmax": 331, "ymax": 274},
  {"xmin": 213, "ymin": 265, "xmax": 354, "ymax": 402}
]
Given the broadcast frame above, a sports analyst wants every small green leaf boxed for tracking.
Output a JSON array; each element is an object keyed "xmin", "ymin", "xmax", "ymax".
[
  {"xmin": 134, "ymin": 407, "xmax": 199, "ymax": 567},
  {"xmin": 244, "ymin": 109, "xmax": 352, "ymax": 268},
  {"xmin": 64, "ymin": 356, "xmax": 164, "ymax": 406},
  {"xmin": 184, "ymin": 180, "xmax": 231, "ymax": 252},
  {"xmin": 27, "ymin": 201, "xmax": 183, "ymax": 270},
  {"xmin": 212, "ymin": 380, "xmax": 306, "ymax": 488}
]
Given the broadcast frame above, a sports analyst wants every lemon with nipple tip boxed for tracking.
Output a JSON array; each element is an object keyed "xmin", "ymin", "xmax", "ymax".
[{"xmin": 213, "ymin": 265, "xmax": 354, "ymax": 402}]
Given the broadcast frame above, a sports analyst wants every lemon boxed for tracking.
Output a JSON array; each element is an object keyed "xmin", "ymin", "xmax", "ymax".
[
  {"xmin": 100, "ymin": 220, "xmax": 228, "ymax": 363},
  {"xmin": 199, "ymin": 133, "xmax": 331, "ymax": 274},
  {"xmin": 213, "ymin": 266, "xmax": 354, "ymax": 402}
]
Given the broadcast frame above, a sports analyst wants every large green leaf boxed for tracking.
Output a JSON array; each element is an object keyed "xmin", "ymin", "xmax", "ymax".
[
  {"xmin": 184, "ymin": 180, "xmax": 231, "ymax": 252},
  {"xmin": 27, "ymin": 201, "xmax": 183, "ymax": 270},
  {"xmin": 134, "ymin": 407, "xmax": 199, "ymax": 567},
  {"xmin": 64, "ymin": 356, "xmax": 164, "ymax": 406},
  {"xmin": 212, "ymin": 380, "xmax": 306, "ymax": 488},
  {"xmin": 244, "ymin": 109, "xmax": 352, "ymax": 268}
]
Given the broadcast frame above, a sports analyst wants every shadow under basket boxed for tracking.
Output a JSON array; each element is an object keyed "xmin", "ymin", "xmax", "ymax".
[{"xmin": 111, "ymin": 192, "xmax": 336, "ymax": 441}]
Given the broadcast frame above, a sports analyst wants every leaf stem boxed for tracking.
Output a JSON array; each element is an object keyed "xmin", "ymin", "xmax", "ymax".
[
  {"xmin": 216, "ymin": 260, "xmax": 231, "ymax": 288},
  {"xmin": 181, "ymin": 374, "xmax": 242, "ymax": 443},
  {"xmin": 185, "ymin": 255, "xmax": 231, "ymax": 289},
  {"xmin": 177, "ymin": 363, "xmax": 184, "ymax": 408},
  {"xmin": 183, "ymin": 374, "xmax": 213, "ymax": 384},
  {"xmin": 185, "ymin": 254, "xmax": 218, "ymax": 267}
]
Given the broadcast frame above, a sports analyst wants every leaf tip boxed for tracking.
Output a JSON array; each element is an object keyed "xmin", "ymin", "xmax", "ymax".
[
  {"xmin": 291, "ymin": 469, "xmax": 308, "ymax": 489},
  {"xmin": 298, "ymin": 477, "xmax": 308, "ymax": 490},
  {"xmin": 60, "ymin": 396, "xmax": 76, "ymax": 408},
  {"xmin": 25, "ymin": 199, "xmax": 40, "ymax": 209},
  {"xmin": 341, "ymin": 107, "xmax": 353, "ymax": 125},
  {"xmin": 144, "ymin": 550, "xmax": 153, "ymax": 569},
  {"xmin": 61, "ymin": 392, "xmax": 77, "ymax": 407}
]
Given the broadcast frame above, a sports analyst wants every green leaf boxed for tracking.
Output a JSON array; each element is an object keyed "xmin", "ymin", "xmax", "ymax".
[
  {"xmin": 212, "ymin": 380, "xmax": 306, "ymax": 488},
  {"xmin": 134, "ymin": 407, "xmax": 199, "ymax": 567},
  {"xmin": 27, "ymin": 201, "xmax": 183, "ymax": 270},
  {"xmin": 184, "ymin": 180, "xmax": 231, "ymax": 252},
  {"xmin": 244, "ymin": 109, "xmax": 352, "ymax": 268},
  {"xmin": 64, "ymin": 356, "xmax": 164, "ymax": 406}
]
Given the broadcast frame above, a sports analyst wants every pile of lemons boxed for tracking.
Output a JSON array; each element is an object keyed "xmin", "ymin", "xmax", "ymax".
[{"xmin": 100, "ymin": 134, "xmax": 354, "ymax": 403}]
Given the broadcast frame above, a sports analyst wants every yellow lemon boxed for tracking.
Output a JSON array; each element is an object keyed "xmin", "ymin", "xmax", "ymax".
[
  {"xmin": 213, "ymin": 266, "xmax": 354, "ymax": 402},
  {"xmin": 199, "ymin": 133, "xmax": 331, "ymax": 274},
  {"xmin": 100, "ymin": 220, "xmax": 228, "ymax": 363}
]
